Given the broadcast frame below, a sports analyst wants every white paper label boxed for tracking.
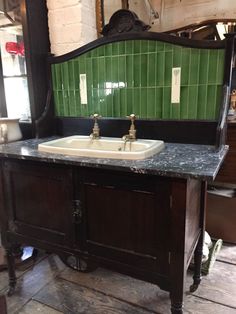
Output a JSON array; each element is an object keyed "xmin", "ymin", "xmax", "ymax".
[
  {"xmin": 80, "ymin": 74, "xmax": 87, "ymax": 104},
  {"xmin": 171, "ymin": 67, "xmax": 181, "ymax": 103}
]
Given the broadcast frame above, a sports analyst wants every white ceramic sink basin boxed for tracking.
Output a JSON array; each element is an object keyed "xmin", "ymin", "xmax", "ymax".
[{"xmin": 38, "ymin": 136, "xmax": 164, "ymax": 160}]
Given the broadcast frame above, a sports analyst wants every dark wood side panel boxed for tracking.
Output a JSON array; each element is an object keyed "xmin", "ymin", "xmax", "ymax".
[
  {"xmin": 216, "ymin": 123, "xmax": 236, "ymax": 183},
  {"xmin": 186, "ymin": 179, "xmax": 201, "ymax": 265},
  {"xmin": 3, "ymin": 160, "xmax": 73, "ymax": 246}
]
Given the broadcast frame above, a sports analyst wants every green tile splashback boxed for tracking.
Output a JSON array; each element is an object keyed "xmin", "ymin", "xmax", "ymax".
[{"xmin": 52, "ymin": 40, "xmax": 225, "ymax": 120}]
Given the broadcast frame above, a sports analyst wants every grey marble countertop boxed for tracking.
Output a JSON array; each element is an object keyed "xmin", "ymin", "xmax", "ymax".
[{"xmin": 0, "ymin": 137, "xmax": 228, "ymax": 181}]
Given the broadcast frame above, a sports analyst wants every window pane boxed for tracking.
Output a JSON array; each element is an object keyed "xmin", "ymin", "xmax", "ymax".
[{"xmin": 4, "ymin": 77, "xmax": 31, "ymax": 120}]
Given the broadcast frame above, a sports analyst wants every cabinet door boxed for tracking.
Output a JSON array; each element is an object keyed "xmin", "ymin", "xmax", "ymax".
[
  {"xmin": 77, "ymin": 168, "xmax": 171, "ymax": 275},
  {"xmin": 3, "ymin": 160, "xmax": 73, "ymax": 246}
]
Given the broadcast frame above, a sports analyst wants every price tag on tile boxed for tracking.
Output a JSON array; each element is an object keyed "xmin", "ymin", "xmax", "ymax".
[{"xmin": 171, "ymin": 67, "xmax": 181, "ymax": 103}]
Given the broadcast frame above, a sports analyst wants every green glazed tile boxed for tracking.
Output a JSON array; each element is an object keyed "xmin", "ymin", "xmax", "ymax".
[
  {"xmin": 197, "ymin": 85, "xmax": 207, "ymax": 119},
  {"xmin": 76, "ymin": 90, "xmax": 83, "ymax": 117},
  {"xmin": 133, "ymin": 40, "xmax": 141, "ymax": 54},
  {"xmin": 156, "ymin": 41, "xmax": 164, "ymax": 51},
  {"xmin": 133, "ymin": 88, "xmax": 141, "ymax": 116},
  {"xmin": 98, "ymin": 57, "xmax": 106, "ymax": 89},
  {"xmin": 53, "ymin": 92, "xmax": 59, "ymax": 115},
  {"xmin": 92, "ymin": 58, "xmax": 99, "ymax": 88},
  {"xmin": 112, "ymin": 42, "xmax": 119, "ymax": 55},
  {"xmin": 62, "ymin": 62, "xmax": 69, "ymax": 91},
  {"xmin": 53, "ymin": 39, "xmax": 225, "ymax": 120},
  {"xmin": 97, "ymin": 45, "xmax": 105, "ymax": 57},
  {"xmin": 105, "ymin": 56, "xmax": 112, "ymax": 83},
  {"xmin": 57, "ymin": 91, "xmax": 64, "ymax": 116},
  {"xmin": 164, "ymin": 43, "xmax": 173, "ymax": 52},
  {"xmin": 140, "ymin": 54, "xmax": 147, "ymax": 87},
  {"xmin": 189, "ymin": 49, "xmax": 200, "ymax": 85},
  {"xmin": 79, "ymin": 56, "xmax": 86, "ymax": 74},
  {"xmin": 188, "ymin": 86, "xmax": 198, "ymax": 119},
  {"xmin": 125, "ymin": 40, "xmax": 133, "ymax": 55},
  {"xmin": 62, "ymin": 89, "xmax": 69, "ymax": 116},
  {"xmin": 180, "ymin": 86, "xmax": 189, "ymax": 119},
  {"xmin": 120, "ymin": 88, "xmax": 127, "ymax": 116},
  {"xmin": 118, "ymin": 56, "xmax": 126, "ymax": 85},
  {"xmin": 91, "ymin": 48, "xmax": 98, "ymax": 58},
  {"xmin": 74, "ymin": 60, "xmax": 80, "ymax": 90},
  {"xmin": 140, "ymin": 88, "xmax": 147, "ymax": 118},
  {"xmin": 98, "ymin": 89, "xmax": 107, "ymax": 117},
  {"xmin": 118, "ymin": 42, "xmax": 125, "ymax": 55},
  {"xmin": 156, "ymin": 52, "xmax": 165, "ymax": 86},
  {"xmin": 173, "ymin": 46, "xmax": 182, "ymax": 68},
  {"xmin": 126, "ymin": 55, "xmax": 133, "ymax": 87},
  {"xmin": 113, "ymin": 88, "xmax": 121, "ymax": 117},
  {"xmin": 140, "ymin": 40, "xmax": 149, "ymax": 53},
  {"xmin": 91, "ymin": 88, "xmax": 100, "ymax": 115},
  {"xmin": 162, "ymin": 87, "xmax": 171, "ymax": 119},
  {"xmin": 105, "ymin": 43, "xmax": 112, "ymax": 55},
  {"xmin": 133, "ymin": 55, "xmax": 141, "ymax": 87},
  {"xmin": 155, "ymin": 87, "xmax": 163, "ymax": 118},
  {"xmin": 206, "ymin": 85, "xmax": 217, "ymax": 119},
  {"xmin": 199, "ymin": 50, "xmax": 209, "ymax": 84},
  {"xmin": 111, "ymin": 56, "xmax": 119, "ymax": 82},
  {"xmin": 146, "ymin": 87, "xmax": 156, "ymax": 118},
  {"xmin": 86, "ymin": 58, "xmax": 93, "ymax": 91},
  {"xmin": 147, "ymin": 53, "xmax": 156, "ymax": 87},
  {"xmin": 148, "ymin": 40, "xmax": 156, "ymax": 53},
  {"xmin": 126, "ymin": 88, "xmax": 133, "ymax": 115},
  {"xmin": 181, "ymin": 48, "xmax": 190, "ymax": 85},
  {"xmin": 164, "ymin": 51, "xmax": 172, "ymax": 86},
  {"xmin": 85, "ymin": 50, "xmax": 91, "ymax": 58},
  {"xmin": 208, "ymin": 50, "xmax": 219, "ymax": 84},
  {"xmin": 69, "ymin": 90, "xmax": 76, "ymax": 116},
  {"xmin": 105, "ymin": 88, "xmax": 114, "ymax": 117},
  {"xmin": 87, "ymin": 86, "xmax": 93, "ymax": 116}
]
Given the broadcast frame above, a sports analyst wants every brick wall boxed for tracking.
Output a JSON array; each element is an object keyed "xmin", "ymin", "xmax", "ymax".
[{"xmin": 47, "ymin": 0, "xmax": 97, "ymax": 56}]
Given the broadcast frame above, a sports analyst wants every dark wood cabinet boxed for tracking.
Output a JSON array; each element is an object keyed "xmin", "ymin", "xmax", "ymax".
[{"xmin": 0, "ymin": 158, "xmax": 205, "ymax": 313}]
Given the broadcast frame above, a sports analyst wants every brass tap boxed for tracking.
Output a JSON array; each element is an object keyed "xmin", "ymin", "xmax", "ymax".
[
  {"xmin": 122, "ymin": 114, "xmax": 137, "ymax": 142},
  {"xmin": 90, "ymin": 113, "xmax": 101, "ymax": 139}
]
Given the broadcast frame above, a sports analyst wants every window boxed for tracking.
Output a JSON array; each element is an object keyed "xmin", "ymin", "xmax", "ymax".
[{"xmin": 0, "ymin": 0, "xmax": 31, "ymax": 121}]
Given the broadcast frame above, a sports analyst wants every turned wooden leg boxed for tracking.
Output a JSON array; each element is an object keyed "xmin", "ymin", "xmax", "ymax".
[
  {"xmin": 190, "ymin": 236, "xmax": 203, "ymax": 292},
  {"xmin": 5, "ymin": 247, "xmax": 16, "ymax": 296},
  {"xmin": 190, "ymin": 181, "xmax": 206, "ymax": 293}
]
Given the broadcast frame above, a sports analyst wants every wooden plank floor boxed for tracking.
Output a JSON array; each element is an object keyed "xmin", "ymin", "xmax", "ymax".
[{"xmin": 0, "ymin": 244, "xmax": 235, "ymax": 314}]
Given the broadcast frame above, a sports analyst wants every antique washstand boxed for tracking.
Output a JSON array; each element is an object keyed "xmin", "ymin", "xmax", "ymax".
[{"xmin": 0, "ymin": 11, "xmax": 235, "ymax": 314}]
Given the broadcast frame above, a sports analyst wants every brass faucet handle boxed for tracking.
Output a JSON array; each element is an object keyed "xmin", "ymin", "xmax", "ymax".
[
  {"xmin": 126, "ymin": 113, "xmax": 136, "ymax": 122},
  {"xmin": 91, "ymin": 113, "xmax": 102, "ymax": 120}
]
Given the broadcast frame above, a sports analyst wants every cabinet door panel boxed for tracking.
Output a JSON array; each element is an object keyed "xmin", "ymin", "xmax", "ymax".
[
  {"xmin": 78, "ymin": 169, "xmax": 171, "ymax": 275},
  {"xmin": 3, "ymin": 160, "xmax": 73, "ymax": 246}
]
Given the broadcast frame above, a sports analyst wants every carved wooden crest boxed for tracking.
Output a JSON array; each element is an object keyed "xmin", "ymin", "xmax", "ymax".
[{"xmin": 101, "ymin": 9, "xmax": 150, "ymax": 36}]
